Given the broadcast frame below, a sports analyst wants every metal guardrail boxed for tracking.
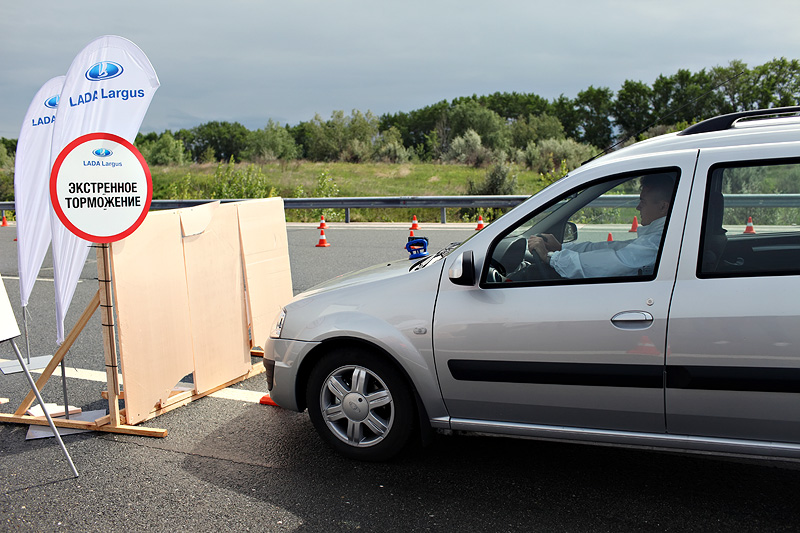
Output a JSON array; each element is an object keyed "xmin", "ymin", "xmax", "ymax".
[
  {"xmin": 0, "ymin": 195, "xmax": 533, "ymax": 224},
  {"xmin": 145, "ymin": 195, "xmax": 534, "ymax": 223},
  {"xmin": 2, "ymin": 194, "xmax": 800, "ymax": 224}
]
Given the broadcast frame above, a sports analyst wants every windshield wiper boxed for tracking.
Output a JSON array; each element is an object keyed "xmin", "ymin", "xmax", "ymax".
[{"xmin": 409, "ymin": 242, "xmax": 462, "ymax": 271}]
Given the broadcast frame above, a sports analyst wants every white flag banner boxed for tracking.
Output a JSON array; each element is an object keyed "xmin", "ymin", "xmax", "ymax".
[
  {"xmin": 49, "ymin": 36, "xmax": 159, "ymax": 343},
  {"xmin": 14, "ymin": 75, "xmax": 65, "ymax": 307}
]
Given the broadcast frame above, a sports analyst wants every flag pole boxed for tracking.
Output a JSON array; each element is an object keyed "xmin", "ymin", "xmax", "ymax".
[{"xmin": 8, "ymin": 338, "xmax": 78, "ymax": 478}]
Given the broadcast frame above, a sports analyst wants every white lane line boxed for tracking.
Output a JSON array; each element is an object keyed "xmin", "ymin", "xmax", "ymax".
[
  {"xmin": 0, "ymin": 358, "xmax": 266, "ymax": 403},
  {"xmin": 208, "ymin": 388, "xmax": 266, "ymax": 403},
  {"xmin": 0, "ymin": 276, "xmax": 85, "ymax": 283}
]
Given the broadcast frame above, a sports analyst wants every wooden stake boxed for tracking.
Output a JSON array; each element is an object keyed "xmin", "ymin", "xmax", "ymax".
[
  {"xmin": 96, "ymin": 244, "xmax": 121, "ymax": 426},
  {"xmin": 0, "ymin": 413, "xmax": 167, "ymax": 438}
]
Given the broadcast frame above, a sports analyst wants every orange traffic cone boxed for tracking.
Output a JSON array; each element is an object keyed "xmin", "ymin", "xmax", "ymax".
[
  {"xmin": 317, "ymin": 215, "xmax": 328, "ymax": 229},
  {"xmin": 260, "ymin": 395, "xmax": 278, "ymax": 406},
  {"xmin": 315, "ymin": 228, "xmax": 330, "ymax": 247},
  {"xmin": 409, "ymin": 215, "xmax": 420, "ymax": 230},
  {"xmin": 1, "ymin": 214, "xmax": 7, "ymax": 227},
  {"xmin": 743, "ymin": 216, "xmax": 756, "ymax": 234},
  {"xmin": 607, "ymin": 232, "xmax": 613, "ymax": 241},
  {"xmin": 629, "ymin": 216, "xmax": 639, "ymax": 232},
  {"xmin": 475, "ymin": 215, "xmax": 485, "ymax": 231},
  {"xmin": 409, "ymin": 229, "xmax": 415, "ymax": 239}
]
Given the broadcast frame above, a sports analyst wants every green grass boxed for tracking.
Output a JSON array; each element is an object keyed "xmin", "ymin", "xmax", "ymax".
[
  {"xmin": 150, "ymin": 160, "xmax": 550, "ymax": 223},
  {"xmin": 0, "ymin": 161, "xmax": 550, "ymax": 224}
]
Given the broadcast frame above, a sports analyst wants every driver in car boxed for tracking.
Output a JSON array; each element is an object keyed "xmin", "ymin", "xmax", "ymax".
[{"xmin": 527, "ymin": 174, "xmax": 675, "ymax": 279}]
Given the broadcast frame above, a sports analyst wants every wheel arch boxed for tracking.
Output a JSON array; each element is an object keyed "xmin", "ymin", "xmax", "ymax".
[{"xmin": 294, "ymin": 336, "xmax": 431, "ymax": 434}]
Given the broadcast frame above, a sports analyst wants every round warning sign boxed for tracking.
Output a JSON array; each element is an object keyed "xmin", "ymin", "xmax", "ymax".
[{"xmin": 50, "ymin": 132, "xmax": 152, "ymax": 243}]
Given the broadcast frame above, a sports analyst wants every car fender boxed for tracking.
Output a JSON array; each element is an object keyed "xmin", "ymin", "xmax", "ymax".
[{"xmin": 282, "ymin": 262, "xmax": 450, "ymax": 421}]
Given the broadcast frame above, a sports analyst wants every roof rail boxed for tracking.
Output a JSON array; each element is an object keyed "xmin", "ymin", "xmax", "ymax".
[{"xmin": 678, "ymin": 106, "xmax": 800, "ymax": 136}]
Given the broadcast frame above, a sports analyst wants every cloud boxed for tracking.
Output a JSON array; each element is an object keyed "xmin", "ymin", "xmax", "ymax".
[{"xmin": 1, "ymin": 0, "xmax": 799, "ymax": 137}]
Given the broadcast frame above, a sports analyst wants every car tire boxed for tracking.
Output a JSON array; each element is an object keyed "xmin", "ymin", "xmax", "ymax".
[{"xmin": 306, "ymin": 347, "xmax": 416, "ymax": 461}]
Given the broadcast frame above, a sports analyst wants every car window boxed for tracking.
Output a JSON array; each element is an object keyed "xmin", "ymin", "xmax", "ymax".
[
  {"xmin": 698, "ymin": 160, "xmax": 800, "ymax": 277},
  {"xmin": 483, "ymin": 169, "xmax": 680, "ymax": 286}
]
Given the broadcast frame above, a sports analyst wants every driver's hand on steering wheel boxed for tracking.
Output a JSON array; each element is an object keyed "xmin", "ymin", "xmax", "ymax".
[
  {"xmin": 537, "ymin": 233, "xmax": 562, "ymax": 252},
  {"xmin": 527, "ymin": 236, "xmax": 551, "ymax": 264}
]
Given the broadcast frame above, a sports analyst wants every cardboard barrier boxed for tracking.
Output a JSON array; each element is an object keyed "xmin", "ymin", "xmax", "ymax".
[
  {"xmin": 237, "ymin": 199, "xmax": 293, "ymax": 352},
  {"xmin": 111, "ymin": 198, "xmax": 292, "ymax": 425},
  {"xmin": 1, "ymin": 198, "xmax": 292, "ymax": 434}
]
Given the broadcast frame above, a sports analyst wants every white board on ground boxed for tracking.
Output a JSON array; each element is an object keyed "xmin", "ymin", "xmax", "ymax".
[{"xmin": 0, "ymin": 274, "xmax": 21, "ymax": 342}]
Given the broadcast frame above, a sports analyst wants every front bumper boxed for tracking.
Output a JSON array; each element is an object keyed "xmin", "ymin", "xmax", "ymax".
[{"xmin": 263, "ymin": 336, "xmax": 320, "ymax": 411}]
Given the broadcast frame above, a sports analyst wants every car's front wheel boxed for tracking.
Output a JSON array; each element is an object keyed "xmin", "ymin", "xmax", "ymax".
[{"xmin": 306, "ymin": 347, "xmax": 415, "ymax": 461}]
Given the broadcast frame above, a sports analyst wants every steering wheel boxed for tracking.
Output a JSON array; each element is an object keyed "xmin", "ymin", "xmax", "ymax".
[
  {"xmin": 489, "ymin": 257, "xmax": 507, "ymax": 277},
  {"xmin": 526, "ymin": 247, "xmax": 551, "ymax": 279},
  {"xmin": 488, "ymin": 236, "xmax": 563, "ymax": 282}
]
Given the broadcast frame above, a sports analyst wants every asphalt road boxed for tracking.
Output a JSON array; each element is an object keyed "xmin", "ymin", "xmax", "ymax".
[{"xmin": 2, "ymin": 221, "xmax": 800, "ymax": 532}]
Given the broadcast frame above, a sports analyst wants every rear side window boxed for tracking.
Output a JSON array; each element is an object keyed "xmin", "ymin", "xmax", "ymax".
[{"xmin": 699, "ymin": 160, "xmax": 800, "ymax": 277}]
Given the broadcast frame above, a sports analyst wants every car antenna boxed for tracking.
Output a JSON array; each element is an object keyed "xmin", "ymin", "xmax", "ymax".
[{"xmin": 581, "ymin": 68, "xmax": 748, "ymax": 166}]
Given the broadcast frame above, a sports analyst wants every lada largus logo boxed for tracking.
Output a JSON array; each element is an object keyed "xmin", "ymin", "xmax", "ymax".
[
  {"xmin": 92, "ymin": 148, "xmax": 113, "ymax": 157},
  {"xmin": 85, "ymin": 61, "xmax": 123, "ymax": 81},
  {"xmin": 44, "ymin": 95, "xmax": 60, "ymax": 109}
]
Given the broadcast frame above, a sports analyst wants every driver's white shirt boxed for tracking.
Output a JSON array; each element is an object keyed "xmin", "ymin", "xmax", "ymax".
[{"xmin": 549, "ymin": 217, "xmax": 666, "ymax": 279}]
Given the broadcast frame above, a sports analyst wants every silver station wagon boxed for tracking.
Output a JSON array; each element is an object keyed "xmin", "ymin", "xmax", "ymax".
[{"xmin": 265, "ymin": 107, "xmax": 800, "ymax": 461}]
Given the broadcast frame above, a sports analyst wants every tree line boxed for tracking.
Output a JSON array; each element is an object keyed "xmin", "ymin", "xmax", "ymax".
[{"xmin": 3, "ymin": 57, "xmax": 800, "ymax": 180}]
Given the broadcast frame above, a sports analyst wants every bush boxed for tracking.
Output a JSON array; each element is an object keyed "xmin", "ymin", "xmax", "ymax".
[
  {"xmin": 448, "ymin": 100, "xmax": 510, "ymax": 152},
  {"xmin": 374, "ymin": 127, "xmax": 411, "ymax": 163},
  {"xmin": 375, "ymin": 141, "xmax": 411, "ymax": 163},
  {"xmin": 468, "ymin": 161, "xmax": 517, "ymax": 196},
  {"xmin": 301, "ymin": 110, "xmax": 381, "ymax": 162},
  {"xmin": 313, "ymin": 171, "xmax": 343, "ymax": 221},
  {"xmin": 0, "ymin": 143, "xmax": 12, "ymax": 171},
  {"xmin": 445, "ymin": 129, "xmax": 495, "ymax": 167},
  {"xmin": 0, "ymin": 139, "xmax": 14, "ymax": 200},
  {"xmin": 199, "ymin": 146, "xmax": 217, "ymax": 164},
  {"xmin": 210, "ymin": 158, "xmax": 277, "ymax": 199},
  {"xmin": 510, "ymin": 113, "xmax": 565, "ymax": 149},
  {"xmin": 523, "ymin": 138, "xmax": 596, "ymax": 174},
  {"xmin": 137, "ymin": 131, "xmax": 189, "ymax": 166},
  {"xmin": 541, "ymin": 159, "xmax": 570, "ymax": 187},
  {"xmin": 243, "ymin": 120, "xmax": 299, "ymax": 162},
  {"xmin": 460, "ymin": 161, "xmax": 517, "ymax": 220},
  {"xmin": 166, "ymin": 172, "xmax": 208, "ymax": 200},
  {"xmin": 341, "ymin": 138, "xmax": 373, "ymax": 163},
  {"xmin": 0, "ymin": 170, "xmax": 13, "ymax": 201}
]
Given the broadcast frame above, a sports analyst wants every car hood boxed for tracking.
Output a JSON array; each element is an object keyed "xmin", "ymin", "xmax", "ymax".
[{"xmin": 296, "ymin": 257, "xmax": 433, "ymax": 299}]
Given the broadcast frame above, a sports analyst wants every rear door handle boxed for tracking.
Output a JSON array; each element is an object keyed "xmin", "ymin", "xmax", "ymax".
[{"xmin": 611, "ymin": 311, "xmax": 654, "ymax": 330}]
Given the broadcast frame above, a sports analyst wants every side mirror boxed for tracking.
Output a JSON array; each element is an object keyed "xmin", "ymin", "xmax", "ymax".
[
  {"xmin": 563, "ymin": 222, "xmax": 578, "ymax": 243},
  {"xmin": 448, "ymin": 251, "xmax": 475, "ymax": 286}
]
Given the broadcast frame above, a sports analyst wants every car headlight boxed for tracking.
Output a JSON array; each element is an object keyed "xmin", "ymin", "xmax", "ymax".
[{"xmin": 269, "ymin": 308, "xmax": 286, "ymax": 339}]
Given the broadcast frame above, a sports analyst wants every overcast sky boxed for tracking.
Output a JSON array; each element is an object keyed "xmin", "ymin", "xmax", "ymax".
[{"xmin": 1, "ymin": 0, "xmax": 799, "ymax": 139}]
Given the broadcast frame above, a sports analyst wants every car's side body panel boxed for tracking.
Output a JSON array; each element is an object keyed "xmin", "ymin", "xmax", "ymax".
[
  {"xmin": 667, "ymin": 142, "xmax": 800, "ymax": 443},
  {"xmin": 432, "ymin": 151, "xmax": 699, "ymax": 433}
]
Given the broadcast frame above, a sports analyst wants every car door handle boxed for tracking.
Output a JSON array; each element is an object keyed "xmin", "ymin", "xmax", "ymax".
[{"xmin": 611, "ymin": 311, "xmax": 654, "ymax": 330}]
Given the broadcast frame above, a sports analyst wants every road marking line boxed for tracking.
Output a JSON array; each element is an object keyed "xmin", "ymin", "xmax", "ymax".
[
  {"xmin": 0, "ymin": 276, "xmax": 84, "ymax": 283},
  {"xmin": 0, "ymin": 358, "xmax": 265, "ymax": 403},
  {"xmin": 208, "ymin": 388, "xmax": 266, "ymax": 403}
]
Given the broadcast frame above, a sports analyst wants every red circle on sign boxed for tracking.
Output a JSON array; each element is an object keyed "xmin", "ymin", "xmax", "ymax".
[{"xmin": 50, "ymin": 132, "xmax": 152, "ymax": 243}]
